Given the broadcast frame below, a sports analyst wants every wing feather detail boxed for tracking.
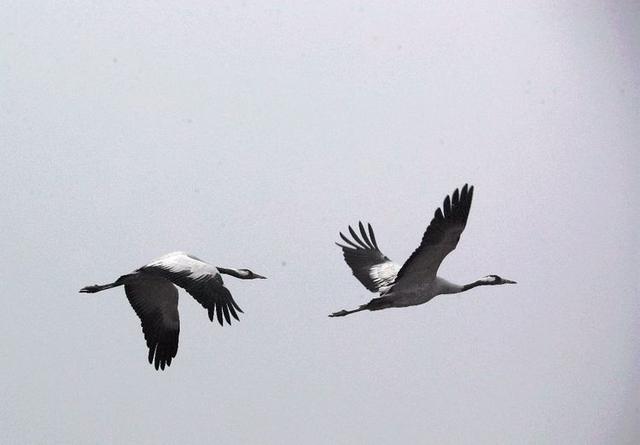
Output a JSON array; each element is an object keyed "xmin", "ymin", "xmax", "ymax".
[
  {"xmin": 336, "ymin": 222, "xmax": 400, "ymax": 292},
  {"xmin": 392, "ymin": 184, "xmax": 474, "ymax": 291},
  {"xmin": 140, "ymin": 252, "xmax": 243, "ymax": 326},
  {"xmin": 124, "ymin": 274, "xmax": 179, "ymax": 371}
]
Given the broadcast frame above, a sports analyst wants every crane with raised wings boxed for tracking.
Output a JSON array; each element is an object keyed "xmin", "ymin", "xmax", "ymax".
[{"xmin": 331, "ymin": 184, "xmax": 515, "ymax": 317}]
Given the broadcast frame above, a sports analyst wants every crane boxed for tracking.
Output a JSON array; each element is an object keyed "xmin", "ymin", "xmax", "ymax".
[
  {"xmin": 330, "ymin": 184, "xmax": 515, "ymax": 317},
  {"xmin": 80, "ymin": 251, "xmax": 266, "ymax": 370}
]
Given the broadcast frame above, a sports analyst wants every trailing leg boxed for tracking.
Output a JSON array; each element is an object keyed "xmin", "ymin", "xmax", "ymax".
[
  {"xmin": 328, "ymin": 296, "xmax": 393, "ymax": 317},
  {"xmin": 79, "ymin": 274, "xmax": 136, "ymax": 293},
  {"xmin": 328, "ymin": 305, "xmax": 368, "ymax": 317}
]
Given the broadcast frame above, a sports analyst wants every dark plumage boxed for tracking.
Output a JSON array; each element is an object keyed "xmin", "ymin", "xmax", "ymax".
[
  {"xmin": 80, "ymin": 252, "xmax": 265, "ymax": 370},
  {"xmin": 394, "ymin": 183, "xmax": 474, "ymax": 285}
]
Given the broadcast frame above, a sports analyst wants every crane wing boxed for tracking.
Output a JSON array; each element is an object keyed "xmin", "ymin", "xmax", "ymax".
[
  {"xmin": 177, "ymin": 275, "xmax": 243, "ymax": 326},
  {"xmin": 336, "ymin": 222, "xmax": 400, "ymax": 292},
  {"xmin": 392, "ymin": 184, "xmax": 474, "ymax": 292},
  {"xmin": 140, "ymin": 252, "xmax": 243, "ymax": 326},
  {"xmin": 124, "ymin": 274, "xmax": 179, "ymax": 371}
]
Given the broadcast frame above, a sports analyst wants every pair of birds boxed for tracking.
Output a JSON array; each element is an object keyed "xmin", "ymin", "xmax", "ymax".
[{"xmin": 81, "ymin": 184, "xmax": 516, "ymax": 370}]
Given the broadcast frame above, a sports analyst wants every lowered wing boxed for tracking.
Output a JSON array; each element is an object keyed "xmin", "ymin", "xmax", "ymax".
[
  {"xmin": 124, "ymin": 274, "xmax": 180, "ymax": 371},
  {"xmin": 140, "ymin": 252, "xmax": 243, "ymax": 326}
]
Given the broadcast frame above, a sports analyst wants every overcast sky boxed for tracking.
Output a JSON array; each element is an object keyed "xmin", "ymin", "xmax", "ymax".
[{"xmin": 2, "ymin": 1, "xmax": 638, "ymax": 444}]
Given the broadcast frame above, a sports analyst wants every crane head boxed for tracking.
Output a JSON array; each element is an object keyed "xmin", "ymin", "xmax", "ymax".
[
  {"xmin": 483, "ymin": 274, "xmax": 517, "ymax": 285},
  {"xmin": 238, "ymin": 269, "xmax": 267, "ymax": 280}
]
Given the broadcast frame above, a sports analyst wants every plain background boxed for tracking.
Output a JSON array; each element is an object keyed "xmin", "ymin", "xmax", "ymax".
[{"xmin": 2, "ymin": 2, "xmax": 638, "ymax": 444}]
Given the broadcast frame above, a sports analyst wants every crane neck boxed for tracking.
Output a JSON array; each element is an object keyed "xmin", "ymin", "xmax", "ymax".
[
  {"xmin": 434, "ymin": 277, "xmax": 465, "ymax": 294},
  {"xmin": 461, "ymin": 279, "xmax": 490, "ymax": 292}
]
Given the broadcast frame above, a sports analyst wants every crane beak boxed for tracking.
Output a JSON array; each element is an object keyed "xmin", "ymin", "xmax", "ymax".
[
  {"xmin": 503, "ymin": 279, "xmax": 517, "ymax": 284},
  {"xmin": 253, "ymin": 274, "xmax": 267, "ymax": 279}
]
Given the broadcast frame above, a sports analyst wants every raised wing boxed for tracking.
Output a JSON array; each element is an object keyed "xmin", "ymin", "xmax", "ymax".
[
  {"xmin": 124, "ymin": 274, "xmax": 179, "ymax": 371},
  {"xmin": 140, "ymin": 252, "xmax": 243, "ymax": 326},
  {"xmin": 392, "ymin": 184, "xmax": 474, "ymax": 292},
  {"xmin": 336, "ymin": 222, "xmax": 400, "ymax": 292}
]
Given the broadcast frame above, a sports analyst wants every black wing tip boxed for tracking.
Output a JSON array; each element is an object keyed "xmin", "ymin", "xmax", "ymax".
[
  {"xmin": 211, "ymin": 305, "xmax": 242, "ymax": 326},
  {"xmin": 149, "ymin": 349, "xmax": 175, "ymax": 371},
  {"xmin": 338, "ymin": 222, "xmax": 378, "ymax": 250},
  {"xmin": 358, "ymin": 221, "xmax": 375, "ymax": 248},
  {"xmin": 458, "ymin": 183, "xmax": 474, "ymax": 197},
  {"xmin": 147, "ymin": 331, "xmax": 178, "ymax": 370},
  {"xmin": 222, "ymin": 305, "xmax": 231, "ymax": 325},
  {"xmin": 348, "ymin": 225, "xmax": 366, "ymax": 248},
  {"xmin": 445, "ymin": 183, "xmax": 475, "ymax": 214},
  {"xmin": 338, "ymin": 231, "xmax": 359, "ymax": 249},
  {"xmin": 216, "ymin": 307, "xmax": 224, "ymax": 326},
  {"xmin": 367, "ymin": 223, "xmax": 380, "ymax": 249}
]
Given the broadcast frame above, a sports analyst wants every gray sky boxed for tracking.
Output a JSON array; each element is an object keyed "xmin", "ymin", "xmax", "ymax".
[{"xmin": 2, "ymin": 1, "xmax": 638, "ymax": 444}]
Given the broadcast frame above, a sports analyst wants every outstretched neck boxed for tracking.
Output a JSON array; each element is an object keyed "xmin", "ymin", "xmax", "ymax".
[
  {"xmin": 438, "ymin": 276, "xmax": 513, "ymax": 295},
  {"xmin": 216, "ymin": 267, "xmax": 248, "ymax": 279},
  {"xmin": 434, "ymin": 277, "xmax": 465, "ymax": 294},
  {"xmin": 461, "ymin": 279, "xmax": 490, "ymax": 292}
]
